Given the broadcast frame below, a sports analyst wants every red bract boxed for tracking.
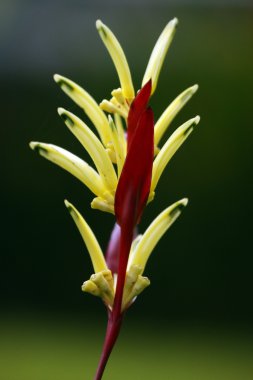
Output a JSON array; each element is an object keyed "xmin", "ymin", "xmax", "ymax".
[
  {"xmin": 127, "ymin": 79, "xmax": 152, "ymax": 152},
  {"xmin": 115, "ymin": 80, "xmax": 154, "ymax": 227},
  {"xmin": 114, "ymin": 79, "xmax": 154, "ymax": 315},
  {"xmin": 95, "ymin": 82, "xmax": 154, "ymax": 380}
]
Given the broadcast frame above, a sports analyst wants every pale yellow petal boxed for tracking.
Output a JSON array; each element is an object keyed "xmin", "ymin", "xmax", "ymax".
[
  {"xmin": 151, "ymin": 116, "xmax": 200, "ymax": 192},
  {"xmin": 96, "ymin": 20, "xmax": 135, "ymax": 102},
  {"xmin": 155, "ymin": 84, "xmax": 199, "ymax": 145},
  {"xmin": 29, "ymin": 142, "xmax": 105, "ymax": 197},
  {"xmin": 64, "ymin": 200, "xmax": 107, "ymax": 273},
  {"xmin": 91, "ymin": 197, "xmax": 115, "ymax": 214},
  {"xmin": 58, "ymin": 108, "xmax": 117, "ymax": 192},
  {"xmin": 108, "ymin": 116, "xmax": 125, "ymax": 177},
  {"xmin": 114, "ymin": 113, "xmax": 127, "ymax": 153},
  {"xmin": 142, "ymin": 18, "xmax": 178, "ymax": 94},
  {"xmin": 54, "ymin": 74, "xmax": 110, "ymax": 145},
  {"xmin": 82, "ymin": 280, "xmax": 101, "ymax": 296},
  {"xmin": 130, "ymin": 199, "xmax": 188, "ymax": 272}
]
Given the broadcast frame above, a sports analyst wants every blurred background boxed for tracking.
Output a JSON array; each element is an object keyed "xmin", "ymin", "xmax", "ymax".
[{"xmin": 1, "ymin": 0, "xmax": 253, "ymax": 379}]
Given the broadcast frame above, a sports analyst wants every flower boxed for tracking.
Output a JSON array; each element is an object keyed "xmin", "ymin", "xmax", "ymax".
[
  {"xmin": 30, "ymin": 18, "xmax": 199, "ymax": 215},
  {"xmin": 30, "ymin": 18, "xmax": 199, "ymax": 380}
]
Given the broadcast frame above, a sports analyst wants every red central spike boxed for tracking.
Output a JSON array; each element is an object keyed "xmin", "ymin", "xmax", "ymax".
[
  {"xmin": 115, "ymin": 106, "xmax": 154, "ymax": 226},
  {"xmin": 127, "ymin": 79, "xmax": 152, "ymax": 152},
  {"xmin": 94, "ymin": 81, "xmax": 154, "ymax": 380}
]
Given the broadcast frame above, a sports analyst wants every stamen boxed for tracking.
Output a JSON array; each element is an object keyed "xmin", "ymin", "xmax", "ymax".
[
  {"xmin": 100, "ymin": 99, "xmax": 128, "ymax": 119},
  {"xmin": 111, "ymin": 88, "xmax": 126, "ymax": 105}
]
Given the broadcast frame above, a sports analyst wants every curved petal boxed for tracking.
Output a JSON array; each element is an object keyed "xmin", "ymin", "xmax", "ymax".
[
  {"xmin": 96, "ymin": 20, "xmax": 135, "ymax": 102},
  {"xmin": 58, "ymin": 108, "xmax": 117, "ymax": 192},
  {"xmin": 54, "ymin": 74, "xmax": 111, "ymax": 146},
  {"xmin": 64, "ymin": 200, "xmax": 107, "ymax": 273},
  {"xmin": 29, "ymin": 142, "xmax": 106, "ymax": 197},
  {"xmin": 142, "ymin": 18, "xmax": 178, "ymax": 94},
  {"xmin": 129, "ymin": 198, "xmax": 188, "ymax": 273}
]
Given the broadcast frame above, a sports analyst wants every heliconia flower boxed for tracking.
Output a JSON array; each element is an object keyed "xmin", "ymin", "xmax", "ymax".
[
  {"xmin": 30, "ymin": 18, "xmax": 199, "ymax": 216},
  {"xmin": 30, "ymin": 18, "xmax": 199, "ymax": 380}
]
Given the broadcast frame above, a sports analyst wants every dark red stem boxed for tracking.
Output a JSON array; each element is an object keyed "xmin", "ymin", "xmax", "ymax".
[
  {"xmin": 94, "ymin": 311, "xmax": 123, "ymax": 380},
  {"xmin": 94, "ymin": 220, "xmax": 134, "ymax": 380}
]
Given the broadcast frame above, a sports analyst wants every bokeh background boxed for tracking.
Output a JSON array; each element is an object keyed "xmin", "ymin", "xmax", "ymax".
[{"xmin": 1, "ymin": 0, "xmax": 253, "ymax": 379}]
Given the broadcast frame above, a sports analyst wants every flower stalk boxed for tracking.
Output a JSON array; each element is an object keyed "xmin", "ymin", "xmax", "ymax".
[{"xmin": 30, "ymin": 18, "xmax": 199, "ymax": 380}]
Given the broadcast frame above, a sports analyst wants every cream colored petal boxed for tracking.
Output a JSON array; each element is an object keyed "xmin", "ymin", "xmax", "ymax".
[
  {"xmin": 100, "ymin": 99, "xmax": 128, "ymax": 119},
  {"xmin": 58, "ymin": 108, "xmax": 117, "ymax": 192},
  {"xmin": 154, "ymin": 84, "xmax": 199, "ymax": 145},
  {"xmin": 54, "ymin": 74, "xmax": 110, "ymax": 146},
  {"xmin": 130, "ymin": 199, "xmax": 188, "ymax": 272},
  {"xmin": 114, "ymin": 113, "xmax": 127, "ymax": 153},
  {"xmin": 151, "ymin": 116, "xmax": 200, "ymax": 192},
  {"xmin": 90, "ymin": 272, "xmax": 114, "ymax": 306},
  {"xmin": 142, "ymin": 18, "xmax": 178, "ymax": 94},
  {"xmin": 111, "ymin": 88, "xmax": 126, "ymax": 105},
  {"xmin": 29, "ymin": 142, "xmax": 105, "ymax": 197},
  {"xmin": 82, "ymin": 280, "xmax": 101, "ymax": 296},
  {"xmin": 91, "ymin": 197, "xmax": 115, "ymax": 214},
  {"xmin": 64, "ymin": 200, "xmax": 107, "ymax": 273},
  {"xmin": 122, "ymin": 274, "xmax": 150, "ymax": 311},
  {"xmin": 96, "ymin": 20, "xmax": 135, "ymax": 102},
  {"xmin": 108, "ymin": 116, "xmax": 125, "ymax": 177}
]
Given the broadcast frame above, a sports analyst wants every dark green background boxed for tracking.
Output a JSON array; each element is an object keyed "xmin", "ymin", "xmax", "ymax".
[{"xmin": 1, "ymin": 1, "xmax": 253, "ymax": 379}]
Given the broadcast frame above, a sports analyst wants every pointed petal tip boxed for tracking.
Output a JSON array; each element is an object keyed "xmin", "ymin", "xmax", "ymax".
[
  {"xmin": 53, "ymin": 74, "xmax": 74, "ymax": 92},
  {"xmin": 194, "ymin": 115, "xmax": 201, "ymax": 124},
  {"xmin": 64, "ymin": 200, "xmax": 77, "ymax": 216},
  {"xmin": 191, "ymin": 84, "xmax": 199, "ymax": 93},
  {"xmin": 96, "ymin": 20, "xmax": 103, "ymax": 29},
  {"xmin": 29, "ymin": 142, "xmax": 49, "ymax": 156},
  {"xmin": 29, "ymin": 141, "xmax": 37, "ymax": 150},
  {"xmin": 170, "ymin": 17, "xmax": 179, "ymax": 27},
  {"xmin": 53, "ymin": 73, "xmax": 61, "ymax": 83},
  {"xmin": 168, "ymin": 198, "xmax": 188, "ymax": 218},
  {"xmin": 57, "ymin": 107, "xmax": 65, "ymax": 116},
  {"xmin": 64, "ymin": 199, "xmax": 70, "ymax": 208},
  {"xmin": 180, "ymin": 198, "xmax": 189, "ymax": 207}
]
